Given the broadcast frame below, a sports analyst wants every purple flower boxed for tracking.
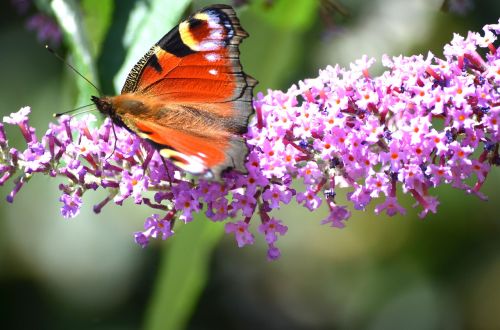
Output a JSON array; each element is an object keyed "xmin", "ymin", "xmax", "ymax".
[
  {"xmin": 174, "ymin": 189, "xmax": 200, "ymax": 223},
  {"xmin": 197, "ymin": 180, "xmax": 228, "ymax": 203},
  {"xmin": 375, "ymin": 197, "xmax": 406, "ymax": 217},
  {"xmin": 231, "ymin": 192, "xmax": 257, "ymax": 217},
  {"xmin": 321, "ymin": 204, "xmax": 350, "ymax": 228},
  {"xmin": 296, "ymin": 189, "xmax": 322, "ymax": 211},
  {"xmin": 258, "ymin": 218, "xmax": 288, "ymax": 244},
  {"xmin": 135, "ymin": 214, "xmax": 175, "ymax": 247},
  {"xmin": 134, "ymin": 232, "xmax": 149, "ymax": 248},
  {"xmin": 266, "ymin": 244, "xmax": 281, "ymax": 261},
  {"xmin": 26, "ymin": 13, "xmax": 62, "ymax": 46},
  {"xmin": 380, "ymin": 139, "xmax": 406, "ymax": 171},
  {"xmin": 298, "ymin": 162, "xmax": 323, "ymax": 185},
  {"xmin": 3, "ymin": 106, "xmax": 30, "ymax": 125},
  {"xmin": 21, "ymin": 142, "xmax": 51, "ymax": 173},
  {"xmin": 116, "ymin": 166, "xmax": 148, "ymax": 205},
  {"xmin": 346, "ymin": 186, "xmax": 372, "ymax": 211},
  {"xmin": 225, "ymin": 220, "xmax": 255, "ymax": 248},
  {"xmin": 262, "ymin": 184, "xmax": 293, "ymax": 209},
  {"xmin": 206, "ymin": 197, "xmax": 229, "ymax": 221},
  {"xmin": 116, "ymin": 134, "xmax": 141, "ymax": 158},
  {"xmin": 59, "ymin": 193, "xmax": 82, "ymax": 218},
  {"xmin": 365, "ymin": 173, "xmax": 391, "ymax": 198}
]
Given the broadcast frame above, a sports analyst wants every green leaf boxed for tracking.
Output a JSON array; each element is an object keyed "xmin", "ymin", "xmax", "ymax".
[
  {"xmin": 50, "ymin": 0, "xmax": 99, "ymax": 106},
  {"xmin": 81, "ymin": 0, "xmax": 114, "ymax": 57},
  {"xmin": 113, "ymin": 0, "xmax": 191, "ymax": 92},
  {"xmin": 144, "ymin": 217, "xmax": 224, "ymax": 330},
  {"xmin": 249, "ymin": 0, "xmax": 319, "ymax": 30},
  {"xmin": 239, "ymin": 3, "xmax": 318, "ymax": 91}
]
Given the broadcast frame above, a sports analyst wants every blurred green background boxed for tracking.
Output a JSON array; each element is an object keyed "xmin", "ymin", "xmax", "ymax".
[{"xmin": 1, "ymin": 0, "xmax": 499, "ymax": 329}]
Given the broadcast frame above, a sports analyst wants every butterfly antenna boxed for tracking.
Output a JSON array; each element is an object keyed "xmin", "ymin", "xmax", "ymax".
[
  {"xmin": 53, "ymin": 103, "xmax": 96, "ymax": 118},
  {"xmin": 45, "ymin": 45, "xmax": 102, "ymax": 95}
]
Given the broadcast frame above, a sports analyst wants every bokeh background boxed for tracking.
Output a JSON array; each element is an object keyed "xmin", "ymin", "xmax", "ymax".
[{"xmin": 1, "ymin": 0, "xmax": 499, "ymax": 329}]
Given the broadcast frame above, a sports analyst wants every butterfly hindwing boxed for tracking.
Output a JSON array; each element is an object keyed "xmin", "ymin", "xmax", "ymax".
[{"xmin": 117, "ymin": 4, "xmax": 255, "ymax": 179}]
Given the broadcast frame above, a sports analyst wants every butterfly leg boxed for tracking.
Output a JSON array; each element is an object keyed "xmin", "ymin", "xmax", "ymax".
[{"xmin": 160, "ymin": 156, "xmax": 173, "ymax": 188}]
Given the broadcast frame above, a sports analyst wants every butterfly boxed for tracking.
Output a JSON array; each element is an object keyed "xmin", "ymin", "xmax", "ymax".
[{"xmin": 91, "ymin": 4, "xmax": 256, "ymax": 180}]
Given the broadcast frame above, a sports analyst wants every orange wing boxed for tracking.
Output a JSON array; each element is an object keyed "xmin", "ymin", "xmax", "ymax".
[{"xmin": 119, "ymin": 5, "xmax": 256, "ymax": 179}]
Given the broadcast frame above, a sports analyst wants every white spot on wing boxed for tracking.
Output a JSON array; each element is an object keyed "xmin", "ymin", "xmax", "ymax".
[
  {"xmin": 160, "ymin": 149, "xmax": 207, "ymax": 174},
  {"xmin": 208, "ymin": 69, "xmax": 218, "ymax": 76},
  {"xmin": 205, "ymin": 12, "xmax": 221, "ymax": 28},
  {"xmin": 199, "ymin": 40, "xmax": 220, "ymax": 51},
  {"xmin": 205, "ymin": 53, "xmax": 220, "ymax": 62}
]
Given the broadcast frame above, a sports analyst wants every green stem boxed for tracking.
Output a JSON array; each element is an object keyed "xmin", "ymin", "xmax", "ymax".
[{"xmin": 144, "ymin": 216, "xmax": 224, "ymax": 330}]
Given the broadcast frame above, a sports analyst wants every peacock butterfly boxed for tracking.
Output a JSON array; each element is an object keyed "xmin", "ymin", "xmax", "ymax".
[{"xmin": 92, "ymin": 4, "xmax": 256, "ymax": 180}]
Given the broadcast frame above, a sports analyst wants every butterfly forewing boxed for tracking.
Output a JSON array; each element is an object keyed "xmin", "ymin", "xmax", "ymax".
[{"xmin": 112, "ymin": 5, "xmax": 256, "ymax": 179}]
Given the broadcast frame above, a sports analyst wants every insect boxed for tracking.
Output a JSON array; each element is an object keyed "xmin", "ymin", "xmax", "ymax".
[{"xmin": 91, "ymin": 4, "xmax": 256, "ymax": 180}]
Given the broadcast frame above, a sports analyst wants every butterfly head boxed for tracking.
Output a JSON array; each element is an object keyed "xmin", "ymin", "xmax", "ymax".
[
  {"xmin": 91, "ymin": 95, "xmax": 132, "ymax": 131},
  {"xmin": 91, "ymin": 95, "xmax": 137, "ymax": 125},
  {"xmin": 91, "ymin": 95, "xmax": 113, "ymax": 116}
]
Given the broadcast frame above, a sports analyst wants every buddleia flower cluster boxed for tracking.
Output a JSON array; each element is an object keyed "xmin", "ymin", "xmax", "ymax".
[{"xmin": 1, "ymin": 21, "xmax": 499, "ymax": 260}]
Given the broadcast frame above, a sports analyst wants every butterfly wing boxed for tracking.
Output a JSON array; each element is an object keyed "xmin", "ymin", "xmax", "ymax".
[{"xmin": 119, "ymin": 4, "xmax": 256, "ymax": 179}]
